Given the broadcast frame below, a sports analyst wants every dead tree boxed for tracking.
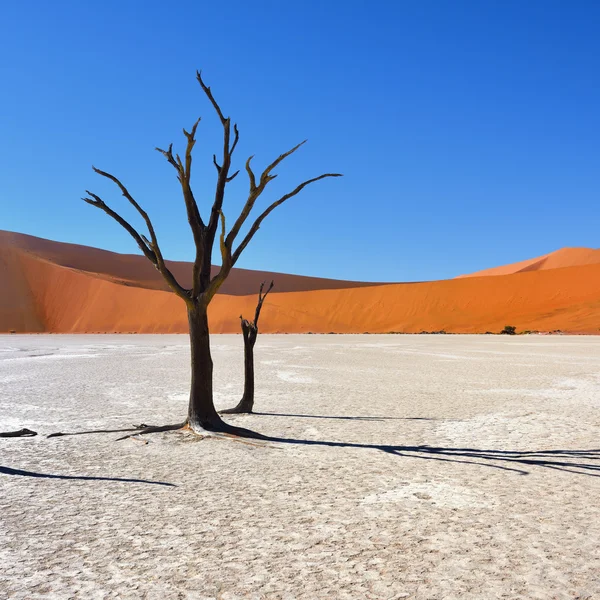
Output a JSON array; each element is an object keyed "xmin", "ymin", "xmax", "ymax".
[
  {"xmin": 83, "ymin": 71, "xmax": 341, "ymax": 435},
  {"xmin": 221, "ymin": 281, "xmax": 274, "ymax": 415}
]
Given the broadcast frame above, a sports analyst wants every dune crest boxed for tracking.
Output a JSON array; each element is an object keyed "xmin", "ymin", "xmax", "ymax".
[{"xmin": 457, "ymin": 247, "xmax": 600, "ymax": 278}]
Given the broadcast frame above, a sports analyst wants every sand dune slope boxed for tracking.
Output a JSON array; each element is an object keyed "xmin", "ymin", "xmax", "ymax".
[
  {"xmin": 216, "ymin": 265, "xmax": 600, "ymax": 334},
  {"xmin": 457, "ymin": 247, "xmax": 600, "ymax": 278},
  {"xmin": 2, "ymin": 231, "xmax": 600, "ymax": 334},
  {"xmin": 0, "ymin": 230, "xmax": 376, "ymax": 295},
  {"xmin": 0, "ymin": 246, "xmax": 45, "ymax": 332}
]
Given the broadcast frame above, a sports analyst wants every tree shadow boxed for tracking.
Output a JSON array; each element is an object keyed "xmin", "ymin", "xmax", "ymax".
[
  {"xmin": 252, "ymin": 412, "xmax": 436, "ymax": 421},
  {"xmin": 39, "ymin": 417, "xmax": 600, "ymax": 479},
  {"xmin": 0, "ymin": 466, "xmax": 176, "ymax": 487},
  {"xmin": 244, "ymin": 432, "xmax": 600, "ymax": 478}
]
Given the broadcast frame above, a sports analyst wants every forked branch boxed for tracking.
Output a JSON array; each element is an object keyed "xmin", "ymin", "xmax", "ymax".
[
  {"xmin": 231, "ymin": 172, "xmax": 342, "ymax": 265},
  {"xmin": 83, "ymin": 175, "xmax": 189, "ymax": 302},
  {"xmin": 225, "ymin": 140, "xmax": 310, "ymax": 250},
  {"xmin": 197, "ymin": 70, "xmax": 239, "ymax": 254},
  {"xmin": 156, "ymin": 118, "xmax": 205, "ymax": 295},
  {"xmin": 92, "ymin": 167, "xmax": 162, "ymax": 257},
  {"xmin": 155, "ymin": 118, "xmax": 204, "ymax": 233},
  {"xmin": 83, "ymin": 191, "xmax": 152, "ymax": 255},
  {"xmin": 254, "ymin": 280, "xmax": 274, "ymax": 325},
  {"xmin": 262, "ymin": 140, "xmax": 307, "ymax": 180},
  {"xmin": 155, "ymin": 143, "xmax": 180, "ymax": 175}
]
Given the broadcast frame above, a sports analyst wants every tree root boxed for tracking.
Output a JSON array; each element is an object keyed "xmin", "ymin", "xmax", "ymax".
[
  {"xmin": 115, "ymin": 422, "xmax": 187, "ymax": 441},
  {"xmin": 116, "ymin": 420, "xmax": 267, "ymax": 441},
  {"xmin": 0, "ymin": 428, "xmax": 38, "ymax": 438},
  {"xmin": 48, "ymin": 424, "xmax": 152, "ymax": 438},
  {"xmin": 47, "ymin": 417, "xmax": 271, "ymax": 445}
]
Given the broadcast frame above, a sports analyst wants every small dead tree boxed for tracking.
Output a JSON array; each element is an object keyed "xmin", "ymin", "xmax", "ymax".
[
  {"xmin": 83, "ymin": 71, "xmax": 341, "ymax": 435},
  {"xmin": 222, "ymin": 280, "xmax": 274, "ymax": 415}
]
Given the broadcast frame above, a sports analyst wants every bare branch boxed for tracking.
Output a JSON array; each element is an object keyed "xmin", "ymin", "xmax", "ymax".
[
  {"xmin": 82, "ymin": 193, "xmax": 154, "ymax": 262},
  {"xmin": 157, "ymin": 120, "xmax": 206, "ymax": 296},
  {"xmin": 254, "ymin": 280, "xmax": 274, "ymax": 325},
  {"xmin": 196, "ymin": 70, "xmax": 227, "ymax": 124},
  {"xmin": 180, "ymin": 119, "xmax": 206, "ymax": 245},
  {"xmin": 155, "ymin": 143, "xmax": 181, "ymax": 178},
  {"xmin": 85, "ymin": 173, "xmax": 190, "ymax": 302},
  {"xmin": 218, "ymin": 210, "xmax": 229, "ymax": 267},
  {"xmin": 232, "ymin": 173, "xmax": 342, "ymax": 265},
  {"xmin": 262, "ymin": 280, "xmax": 275, "ymax": 301},
  {"xmin": 245, "ymin": 156, "xmax": 257, "ymax": 191},
  {"xmin": 91, "ymin": 167, "xmax": 168, "ymax": 266},
  {"xmin": 207, "ymin": 121, "xmax": 231, "ymax": 233},
  {"xmin": 261, "ymin": 140, "xmax": 306, "ymax": 182},
  {"xmin": 182, "ymin": 118, "xmax": 201, "ymax": 141},
  {"xmin": 230, "ymin": 123, "xmax": 239, "ymax": 156},
  {"xmin": 92, "ymin": 167, "xmax": 157, "ymax": 240},
  {"xmin": 182, "ymin": 117, "xmax": 201, "ymax": 183},
  {"xmin": 226, "ymin": 170, "xmax": 240, "ymax": 182},
  {"xmin": 225, "ymin": 141, "xmax": 309, "ymax": 250},
  {"xmin": 198, "ymin": 72, "xmax": 233, "ymax": 258}
]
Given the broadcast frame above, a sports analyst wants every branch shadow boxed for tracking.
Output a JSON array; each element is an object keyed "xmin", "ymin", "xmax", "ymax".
[
  {"xmin": 33, "ymin": 417, "xmax": 600, "ymax": 480},
  {"xmin": 0, "ymin": 428, "xmax": 37, "ymax": 438},
  {"xmin": 252, "ymin": 412, "xmax": 436, "ymax": 421},
  {"xmin": 0, "ymin": 466, "xmax": 176, "ymax": 487}
]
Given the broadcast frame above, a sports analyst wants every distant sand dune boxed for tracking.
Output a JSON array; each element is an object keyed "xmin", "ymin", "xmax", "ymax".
[
  {"xmin": 456, "ymin": 247, "xmax": 600, "ymax": 278},
  {"xmin": 2, "ymin": 230, "xmax": 600, "ymax": 334}
]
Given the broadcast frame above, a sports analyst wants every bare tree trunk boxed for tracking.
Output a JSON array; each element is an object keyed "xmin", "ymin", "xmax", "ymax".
[
  {"xmin": 187, "ymin": 304, "xmax": 226, "ymax": 431},
  {"xmin": 241, "ymin": 325, "xmax": 257, "ymax": 411},
  {"xmin": 221, "ymin": 322, "xmax": 257, "ymax": 414},
  {"xmin": 221, "ymin": 281, "xmax": 273, "ymax": 415}
]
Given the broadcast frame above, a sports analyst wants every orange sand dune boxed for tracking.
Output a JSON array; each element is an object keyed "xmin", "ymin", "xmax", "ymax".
[
  {"xmin": 0, "ymin": 230, "xmax": 377, "ymax": 295},
  {"xmin": 457, "ymin": 247, "xmax": 600, "ymax": 278},
  {"xmin": 2, "ymin": 231, "xmax": 600, "ymax": 334}
]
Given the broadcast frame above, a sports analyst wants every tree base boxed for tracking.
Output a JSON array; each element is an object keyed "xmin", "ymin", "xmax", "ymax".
[
  {"xmin": 186, "ymin": 416, "xmax": 267, "ymax": 440},
  {"xmin": 47, "ymin": 416, "xmax": 267, "ymax": 443},
  {"xmin": 219, "ymin": 395, "xmax": 254, "ymax": 415},
  {"xmin": 220, "ymin": 405, "xmax": 253, "ymax": 415}
]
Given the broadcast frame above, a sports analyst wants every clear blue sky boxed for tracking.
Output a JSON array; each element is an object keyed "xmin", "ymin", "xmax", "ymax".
[{"xmin": 1, "ymin": 1, "xmax": 599, "ymax": 281}]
